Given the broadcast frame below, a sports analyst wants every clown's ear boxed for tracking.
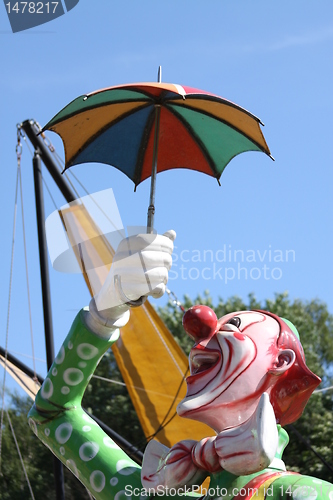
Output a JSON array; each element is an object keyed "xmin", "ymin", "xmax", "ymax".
[{"xmin": 269, "ymin": 349, "xmax": 296, "ymax": 375}]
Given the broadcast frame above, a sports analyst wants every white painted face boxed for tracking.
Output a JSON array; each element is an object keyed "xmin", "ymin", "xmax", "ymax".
[{"xmin": 177, "ymin": 311, "xmax": 282, "ymax": 432}]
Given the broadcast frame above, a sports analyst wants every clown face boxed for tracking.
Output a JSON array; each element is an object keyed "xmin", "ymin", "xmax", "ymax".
[{"xmin": 177, "ymin": 310, "xmax": 296, "ymax": 432}]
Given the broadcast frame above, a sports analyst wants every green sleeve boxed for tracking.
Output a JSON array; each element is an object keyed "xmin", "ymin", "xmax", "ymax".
[
  {"xmin": 271, "ymin": 474, "xmax": 333, "ymax": 499},
  {"xmin": 28, "ymin": 308, "xmax": 143, "ymax": 500},
  {"xmin": 208, "ymin": 466, "xmax": 333, "ymax": 498}
]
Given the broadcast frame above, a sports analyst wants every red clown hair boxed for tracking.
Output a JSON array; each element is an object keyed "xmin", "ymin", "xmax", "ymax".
[{"xmin": 260, "ymin": 310, "xmax": 321, "ymax": 426}]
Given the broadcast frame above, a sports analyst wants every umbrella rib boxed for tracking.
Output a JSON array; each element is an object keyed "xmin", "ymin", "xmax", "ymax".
[
  {"xmin": 52, "ymin": 87, "xmax": 180, "ymax": 129},
  {"xmin": 171, "ymin": 93, "xmax": 264, "ymax": 124},
  {"xmin": 66, "ymin": 103, "xmax": 152, "ymax": 169},
  {"xmin": 132, "ymin": 107, "xmax": 156, "ymax": 188},
  {"xmin": 165, "ymin": 105, "xmax": 221, "ymax": 180},
  {"xmin": 169, "ymin": 101, "xmax": 271, "ymax": 157},
  {"xmin": 44, "ymin": 95, "xmax": 153, "ymax": 131},
  {"xmin": 87, "ymin": 85, "xmax": 181, "ymax": 102}
]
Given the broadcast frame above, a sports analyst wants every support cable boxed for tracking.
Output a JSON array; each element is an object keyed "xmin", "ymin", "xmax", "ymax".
[
  {"xmin": 313, "ymin": 384, "xmax": 333, "ymax": 394},
  {"xmin": 20, "ymin": 128, "xmax": 34, "ymax": 158},
  {"xmin": 142, "ymin": 305, "xmax": 185, "ymax": 377},
  {"xmin": 42, "ymin": 176, "xmax": 59, "ymax": 212},
  {"xmin": 2, "ymin": 350, "xmax": 46, "ymax": 364},
  {"xmin": 18, "ymin": 164, "xmax": 37, "ymax": 379},
  {"xmin": 6, "ymin": 408, "xmax": 36, "ymax": 499},
  {"xmin": 92, "ymin": 374, "xmax": 185, "ymax": 400},
  {"xmin": 0, "ymin": 155, "xmax": 20, "ymax": 474},
  {"xmin": 66, "ymin": 169, "xmax": 122, "ymax": 234},
  {"xmin": 37, "ymin": 128, "xmax": 123, "ymax": 240},
  {"xmin": 142, "ymin": 367, "xmax": 189, "ymax": 445},
  {"xmin": 288, "ymin": 423, "xmax": 333, "ymax": 475}
]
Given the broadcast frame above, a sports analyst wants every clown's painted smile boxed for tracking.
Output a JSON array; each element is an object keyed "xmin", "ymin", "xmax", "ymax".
[
  {"xmin": 178, "ymin": 315, "xmax": 260, "ymax": 417},
  {"xmin": 190, "ymin": 347, "xmax": 221, "ymax": 376}
]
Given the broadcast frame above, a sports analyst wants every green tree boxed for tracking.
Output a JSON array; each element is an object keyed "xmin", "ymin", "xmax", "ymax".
[
  {"xmin": 0, "ymin": 392, "xmax": 91, "ymax": 499},
  {"xmin": 82, "ymin": 348, "xmax": 146, "ymax": 446}
]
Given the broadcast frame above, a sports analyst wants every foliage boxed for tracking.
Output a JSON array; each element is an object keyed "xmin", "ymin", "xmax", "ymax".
[
  {"xmin": 0, "ymin": 393, "xmax": 91, "ymax": 499},
  {"xmin": 82, "ymin": 349, "xmax": 146, "ymax": 447},
  {"xmin": 1, "ymin": 291, "xmax": 333, "ymax": 497},
  {"xmin": 0, "ymin": 352, "xmax": 146, "ymax": 498}
]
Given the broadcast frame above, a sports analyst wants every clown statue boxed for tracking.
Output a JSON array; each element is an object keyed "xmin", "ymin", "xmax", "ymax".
[{"xmin": 28, "ymin": 231, "xmax": 333, "ymax": 499}]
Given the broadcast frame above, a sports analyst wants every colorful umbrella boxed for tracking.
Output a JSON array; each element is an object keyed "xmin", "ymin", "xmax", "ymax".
[{"xmin": 43, "ymin": 71, "xmax": 273, "ymax": 229}]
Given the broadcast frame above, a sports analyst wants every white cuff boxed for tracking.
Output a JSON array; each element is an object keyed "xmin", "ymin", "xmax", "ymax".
[{"xmin": 84, "ymin": 301, "xmax": 130, "ymax": 339}]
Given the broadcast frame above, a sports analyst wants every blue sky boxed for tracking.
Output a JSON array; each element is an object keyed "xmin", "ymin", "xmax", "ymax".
[{"xmin": 1, "ymin": 1, "xmax": 333, "ymax": 396}]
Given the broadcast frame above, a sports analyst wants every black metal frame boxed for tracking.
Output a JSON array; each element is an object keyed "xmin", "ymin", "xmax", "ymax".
[{"xmin": 13, "ymin": 120, "xmax": 143, "ymax": 500}]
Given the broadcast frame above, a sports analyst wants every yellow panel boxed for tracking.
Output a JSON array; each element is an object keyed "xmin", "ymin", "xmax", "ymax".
[
  {"xmin": 0, "ymin": 356, "xmax": 41, "ymax": 400},
  {"xmin": 60, "ymin": 203, "xmax": 213, "ymax": 446},
  {"xmin": 50, "ymin": 101, "xmax": 148, "ymax": 166},
  {"xmin": 113, "ymin": 301, "xmax": 212, "ymax": 446},
  {"xmin": 60, "ymin": 204, "xmax": 115, "ymax": 295},
  {"xmin": 171, "ymin": 99, "xmax": 270, "ymax": 154}
]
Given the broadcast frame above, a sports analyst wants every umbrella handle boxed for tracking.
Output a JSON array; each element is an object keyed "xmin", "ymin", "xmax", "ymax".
[
  {"xmin": 147, "ymin": 105, "xmax": 161, "ymax": 233},
  {"xmin": 114, "ymin": 275, "xmax": 146, "ymax": 308}
]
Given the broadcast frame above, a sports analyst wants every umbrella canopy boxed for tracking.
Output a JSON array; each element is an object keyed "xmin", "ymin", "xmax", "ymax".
[
  {"xmin": 44, "ymin": 81, "xmax": 272, "ymax": 228},
  {"xmin": 44, "ymin": 82, "xmax": 272, "ymax": 183}
]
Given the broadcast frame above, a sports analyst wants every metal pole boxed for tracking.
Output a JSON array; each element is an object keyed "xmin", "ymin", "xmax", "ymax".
[
  {"xmin": 0, "ymin": 346, "xmax": 44, "ymax": 385},
  {"xmin": 32, "ymin": 151, "xmax": 66, "ymax": 500},
  {"xmin": 147, "ymin": 67, "xmax": 162, "ymax": 232},
  {"xmin": 147, "ymin": 105, "xmax": 161, "ymax": 232},
  {"xmin": 21, "ymin": 120, "xmax": 76, "ymax": 204}
]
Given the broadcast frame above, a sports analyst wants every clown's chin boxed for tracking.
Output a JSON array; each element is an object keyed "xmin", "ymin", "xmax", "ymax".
[
  {"xmin": 176, "ymin": 395, "xmax": 227, "ymax": 433},
  {"xmin": 176, "ymin": 394, "xmax": 213, "ymax": 420},
  {"xmin": 177, "ymin": 393, "xmax": 258, "ymax": 434},
  {"xmin": 176, "ymin": 398, "xmax": 195, "ymax": 418}
]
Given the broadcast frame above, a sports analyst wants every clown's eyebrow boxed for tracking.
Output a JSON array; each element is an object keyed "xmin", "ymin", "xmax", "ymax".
[
  {"xmin": 251, "ymin": 310, "xmax": 281, "ymax": 339},
  {"xmin": 234, "ymin": 311, "xmax": 265, "ymax": 333}
]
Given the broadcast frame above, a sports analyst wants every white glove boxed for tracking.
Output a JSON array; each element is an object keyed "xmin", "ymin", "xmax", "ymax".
[{"xmin": 89, "ymin": 230, "xmax": 176, "ymax": 330}]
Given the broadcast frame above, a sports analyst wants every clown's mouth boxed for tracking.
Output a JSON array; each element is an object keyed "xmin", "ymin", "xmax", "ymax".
[{"xmin": 190, "ymin": 350, "xmax": 220, "ymax": 375}]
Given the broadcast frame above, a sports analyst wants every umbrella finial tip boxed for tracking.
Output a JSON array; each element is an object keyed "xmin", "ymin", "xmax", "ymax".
[{"xmin": 157, "ymin": 66, "xmax": 162, "ymax": 83}]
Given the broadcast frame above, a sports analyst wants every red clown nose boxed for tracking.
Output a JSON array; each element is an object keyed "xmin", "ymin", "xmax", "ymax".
[{"xmin": 182, "ymin": 305, "xmax": 218, "ymax": 342}]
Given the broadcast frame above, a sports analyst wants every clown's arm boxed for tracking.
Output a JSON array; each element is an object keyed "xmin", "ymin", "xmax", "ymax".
[{"xmin": 28, "ymin": 231, "xmax": 176, "ymax": 500}]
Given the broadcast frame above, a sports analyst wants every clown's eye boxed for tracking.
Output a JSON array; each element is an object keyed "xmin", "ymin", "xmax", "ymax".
[{"xmin": 227, "ymin": 317, "xmax": 241, "ymax": 328}]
